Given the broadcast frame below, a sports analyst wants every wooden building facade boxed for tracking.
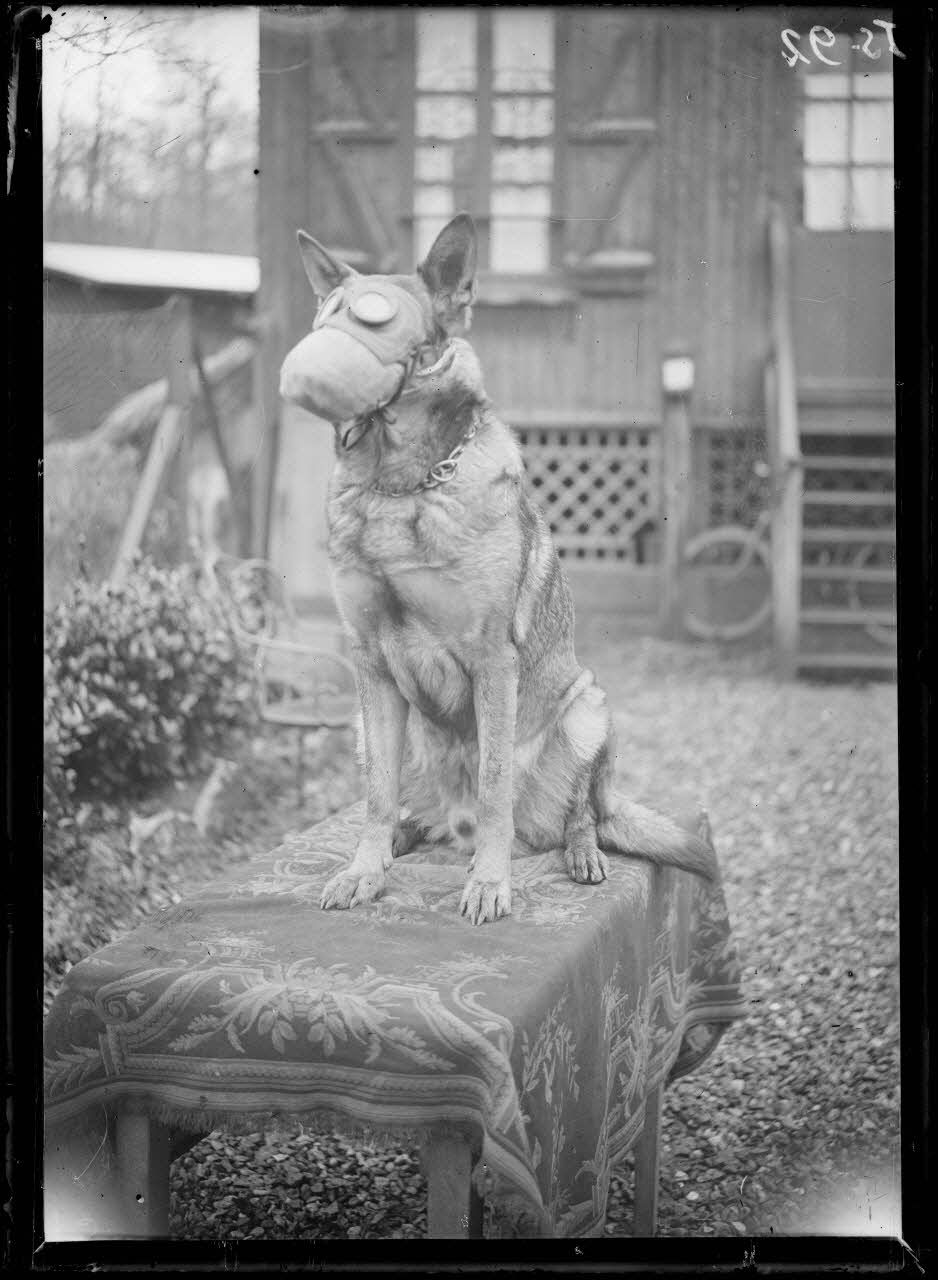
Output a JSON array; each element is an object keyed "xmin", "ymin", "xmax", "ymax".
[{"xmin": 256, "ymin": 7, "xmax": 895, "ymax": 666}]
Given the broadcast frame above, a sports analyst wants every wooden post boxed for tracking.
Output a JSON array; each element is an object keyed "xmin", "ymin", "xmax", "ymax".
[
  {"xmin": 633, "ymin": 1083, "xmax": 663, "ymax": 1235},
  {"xmin": 632, "ymin": 856, "xmax": 666, "ymax": 1236},
  {"xmin": 111, "ymin": 405, "xmax": 184, "ymax": 583},
  {"xmin": 420, "ymin": 1134, "xmax": 484, "ymax": 1238},
  {"xmin": 166, "ymin": 295, "xmax": 194, "ymax": 560},
  {"xmin": 115, "ymin": 1107, "xmax": 171, "ymax": 1237},
  {"xmin": 192, "ymin": 327, "xmax": 253, "ymax": 556},
  {"xmin": 767, "ymin": 206, "xmax": 803, "ymax": 678},
  {"xmin": 659, "ymin": 347, "xmax": 695, "ymax": 637},
  {"xmin": 110, "ymin": 295, "xmax": 192, "ymax": 582}
]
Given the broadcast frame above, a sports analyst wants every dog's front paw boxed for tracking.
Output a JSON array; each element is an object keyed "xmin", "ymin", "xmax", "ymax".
[
  {"xmin": 320, "ymin": 865, "xmax": 386, "ymax": 910},
  {"xmin": 564, "ymin": 836, "xmax": 609, "ymax": 885},
  {"xmin": 459, "ymin": 874, "xmax": 511, "ymax": 925}
]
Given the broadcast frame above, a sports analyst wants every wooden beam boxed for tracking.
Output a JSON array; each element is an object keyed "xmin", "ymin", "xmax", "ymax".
[
  {"xmin": 256, "ymin": 20, "xmax": 309, "ymax": 558},
  {"xmin": 658, "ymin": 384, "xmax": 693, "ymax": 638},
  {"xmin": 115, "ymin": 1108, "xmax": 171, "ymax": 1238},
  {"xmin": 89, "ymin": 337, "xmax": 256, "ymax": 451},
  {"xmin": 166, "ymin": 296, "xmax": 193, "ymax": 559},
  {"xmin": 192, "ymin": 328, "xmax": 253, "ymax": 555},
  {"xmin": 420, "ymin": 1135, "xmax": 484, "ymax": 1238},
  {"xmin": 633, "ymin": 1083, "xmax": 663, "ymax": 1235},
  {"xmin": 110, "ymin": 404, "xmax": 184, "ymax": 583},
  {"xmin": 767, "ymin": 204, "xmax": 803, "ymax": 680}
]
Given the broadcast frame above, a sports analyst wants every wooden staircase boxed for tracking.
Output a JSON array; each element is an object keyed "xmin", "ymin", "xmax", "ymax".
[{"xmin": 794, "ymin": 378, "xmax": 896, "ymax": 676}]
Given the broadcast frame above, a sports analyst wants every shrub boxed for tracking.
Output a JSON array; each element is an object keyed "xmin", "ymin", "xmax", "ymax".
[{"xmin": 44, "ymin": 559, "xmax": 255, "ymax": 799}]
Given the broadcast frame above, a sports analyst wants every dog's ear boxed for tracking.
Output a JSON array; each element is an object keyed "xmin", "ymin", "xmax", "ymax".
[
  {"xmin": 418, "ymin": 213, "xmax": 478, "ymax": 332},
  {"xmin": 296, "ymin": 229, "xmax": 357, "ymax": 300}
]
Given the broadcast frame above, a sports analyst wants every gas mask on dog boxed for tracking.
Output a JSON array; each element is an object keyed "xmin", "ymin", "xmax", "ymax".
[
  {"xmin": 280, "ymin": 274, "xmax": 450, "ymax": 437},
  {"xmin": 311, "ymin": 278, "xmax": 429, "ymax": 368}
]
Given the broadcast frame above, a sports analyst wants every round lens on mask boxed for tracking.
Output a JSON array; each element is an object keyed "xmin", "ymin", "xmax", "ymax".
[
  {"xmin": 313, "ymin": 289, "xmax": 343, "ymax": 328},
  {"xmin": 350, "ymin": 291, "xmax": 398, "ymax": 325}
]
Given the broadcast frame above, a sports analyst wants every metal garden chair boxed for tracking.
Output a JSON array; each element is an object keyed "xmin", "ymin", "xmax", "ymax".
[{"xmin": 206, "ymin": 554, "xmax": 359, "ymax": 799}]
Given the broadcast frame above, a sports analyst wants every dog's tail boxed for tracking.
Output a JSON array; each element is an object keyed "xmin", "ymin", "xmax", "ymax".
[{"xmin": 597, "ymin": 796, "xmax": 719, "ymax": 882}]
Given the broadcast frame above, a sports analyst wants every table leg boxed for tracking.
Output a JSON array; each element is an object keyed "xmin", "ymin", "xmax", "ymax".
[
  {"xmin": 633, "ymin": 1083, "xmax": 663, "ymax": 1236},
  {"xmin": 115, "ymin": 1107, "xmax": 171, "ymax": 1237},
  {"xmin": 420, "ymin": 1135, "xmax": 484, "ymax": 1238}
]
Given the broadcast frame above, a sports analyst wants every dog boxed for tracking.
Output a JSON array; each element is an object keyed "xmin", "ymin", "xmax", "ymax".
[{"xmin": 279, "ymin": 213, "xmax": 718, "ymax": 925}]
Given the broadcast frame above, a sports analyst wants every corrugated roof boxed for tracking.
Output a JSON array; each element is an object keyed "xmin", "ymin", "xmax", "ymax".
[{"xmin": 44, "ymin": 242, "xmax": 259, "ymax": 296}]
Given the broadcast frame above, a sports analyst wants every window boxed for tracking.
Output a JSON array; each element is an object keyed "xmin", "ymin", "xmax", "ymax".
[
  {"xmin": 799, "ymin": 30, "xmax": 893, "ymax": 230},
  {"xmin": 414, "ymin": 9, "xmax": 555, "ymax": 273}
]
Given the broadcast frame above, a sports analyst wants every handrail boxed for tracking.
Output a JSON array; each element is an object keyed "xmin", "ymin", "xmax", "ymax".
[
  {"xmin": 766, "ymin": 202, "xmax": 803, "ymax": 678},
  {"xmin": 768, "ymin": 205, "xmax": 802, "ymax": 472}
]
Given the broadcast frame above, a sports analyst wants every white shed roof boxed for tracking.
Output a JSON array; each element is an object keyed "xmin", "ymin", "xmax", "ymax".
[{"xmin": 44, "ymin": 242, "xmax": 259, "ymax": 296}]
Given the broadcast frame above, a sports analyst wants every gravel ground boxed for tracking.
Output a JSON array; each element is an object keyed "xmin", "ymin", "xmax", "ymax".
[{"xmin": 162, "ymin": 634, "xmax": 900, "ymax": 1240}]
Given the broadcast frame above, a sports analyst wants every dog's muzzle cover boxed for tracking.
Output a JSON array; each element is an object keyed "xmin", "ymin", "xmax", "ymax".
[
  {"xmin": 314, "ymin": 281, "xmax": 429, "ymax": 367},
  {"xmin": 279, "ymin": 281, "xmax": 430, "ymax": 422}
]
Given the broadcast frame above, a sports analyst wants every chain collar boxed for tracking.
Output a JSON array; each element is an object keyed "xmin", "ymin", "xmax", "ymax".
[{"xmin": 371, "ymin": 418, "xmax": 479, "ymax": 497}]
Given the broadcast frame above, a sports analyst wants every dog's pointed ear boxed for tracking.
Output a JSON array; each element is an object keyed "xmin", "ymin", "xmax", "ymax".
[
  {"xmin": 296, "ymin": 229, "xmax": 357, "ymax": 299},
  {"xmin": 418, "ymin": 213, "xmax": 477, "ymax": 331}
]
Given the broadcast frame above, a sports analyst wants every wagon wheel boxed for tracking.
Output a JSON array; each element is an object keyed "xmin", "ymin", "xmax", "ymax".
[
  {"xmin": 681, "ymin": 523, "xmax": 773, "ymax": 642},
  {"xmin": 848, "ymin": 544, "xmax": 897, "ymax": 647}
]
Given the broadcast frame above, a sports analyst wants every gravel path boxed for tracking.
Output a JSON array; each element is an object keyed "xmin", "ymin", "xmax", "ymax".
[{"xmin": 167, "ymin": 636, "xmax": 900, "ymax": 1239}]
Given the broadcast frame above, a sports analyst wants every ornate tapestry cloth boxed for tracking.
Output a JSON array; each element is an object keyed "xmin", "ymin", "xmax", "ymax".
[{"xmin": 44, "ymin": 803, "xmax": 745, "ymax": 1237}]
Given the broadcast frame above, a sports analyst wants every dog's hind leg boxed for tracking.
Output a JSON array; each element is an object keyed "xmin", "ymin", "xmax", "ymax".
[{"xmin": 560, "ymin": 752, "xmax": 609, "ymax": 884}]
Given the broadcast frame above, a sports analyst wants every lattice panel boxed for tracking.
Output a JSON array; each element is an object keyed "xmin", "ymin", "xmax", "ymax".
[
  {"xmin": 517, "ymin": 426, "xmax": 660, "ymax": 562},
  {"xmin": 700, "ymin": 426, "xmax": 769, "ymax": 528}
]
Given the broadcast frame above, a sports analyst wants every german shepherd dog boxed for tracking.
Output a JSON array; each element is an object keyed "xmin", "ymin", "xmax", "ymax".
[{"xmin": 279, "ymin": 214, "xmax": 717, "ymax": 925}]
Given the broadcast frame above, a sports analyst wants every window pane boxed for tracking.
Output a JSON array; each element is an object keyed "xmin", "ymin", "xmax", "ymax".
[
  {"xmin": 491, "ymin": 185, "xmax": 552, "ymax": 217},
  {"xmin": 851, "ymin": 169, "xmax": 893, "ymax": 229},
  {"xmin": 416, "ymin": 10, "xmax": 476, "ymax": 90},
  {"xmin": 415, "ymin": 217, "xmax": 451, "ymax": 261},
  {"xmin": 851, "ymin": 100, "xmax": 893, "ymax": 163},
  {"xmin": 416, "ymin": 95, "xmax": 476, "ymax": 139},
  {"xmin": 492, "ymin": 145, "xmax": 552, "ymax": 184},
  {"xmin": 803, "ymin": 167, "xmax": 849, "ymax": 229},
  {"xmin": 490, "ymin": 218, "xmax": 550, "ymax": 273},
  {"xmin": 803, "ymin": 74, "xmax": 850, "ymax": 98},
  {"xmin": 414, "ymin": 185, "xmax": 453, "ymax": 216},
  {"xmin": 493, "ymin": 95, "xmax": 554, "ymax": 139},
  {"xmin": 803, "ymin": 102, "xmax": 849, "ymax": 163},
  {"xmin": 493, "ymin": 9, "xmax": 554, "ymax": 92},
  {"xmin": 853, "ymin": 68, "xmax": 894, "ymax": 98},
  {"xmin": 415, "ymin": 145, "xmax": 453, "ymax": 183}
]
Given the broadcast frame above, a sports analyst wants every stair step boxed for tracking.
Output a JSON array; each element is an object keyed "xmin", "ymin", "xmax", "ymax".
[
  {"xmin": 802, "ymin": 491, "xmax": 895, "ymax": 507},
  {"xmin": 801, "ymin": 566, "xmax": 894, "ymax": 583},
  {"xmin": 797, "ymin": 651, "xmax": 897, "ymax": 672},
  {"xmin": 802, "ymin": 528, "xmax": 896, "ymax": 545},
  {"xmin": 797, "ymin": 376, "xmax": 896, "ymax": 408},
  {"xmin": 801, "ymin": 606, "xmax": 896, "ymax": 626},
  {"xmin": 799, "ymin": 413, "xmax": 896, "ymax": 437},
  {"xmin": 801, "ymin": 455, "xmax": 895, "ymax": 472}
]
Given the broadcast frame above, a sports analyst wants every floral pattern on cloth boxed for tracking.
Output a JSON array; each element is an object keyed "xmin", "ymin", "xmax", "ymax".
[{"xmin": 44, "ymin": 803, "xmax": 745, "ymax": 1238}]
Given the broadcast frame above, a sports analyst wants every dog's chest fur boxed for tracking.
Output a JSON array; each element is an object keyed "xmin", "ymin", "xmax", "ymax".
[{"xmin": 325, "ymin": 423, "xmax": 524, "ymax": 728}]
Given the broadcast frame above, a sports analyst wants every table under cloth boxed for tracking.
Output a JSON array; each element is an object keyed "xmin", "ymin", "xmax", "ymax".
[{"xmin": 44, "ymin": 802, "xmax": 745, "ymax": 1238}]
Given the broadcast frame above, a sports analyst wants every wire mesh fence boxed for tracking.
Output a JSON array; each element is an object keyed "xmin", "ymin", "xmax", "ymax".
[{"xmin": 44, "ymin": 280, "xmax": 257, "ymax": 607}]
